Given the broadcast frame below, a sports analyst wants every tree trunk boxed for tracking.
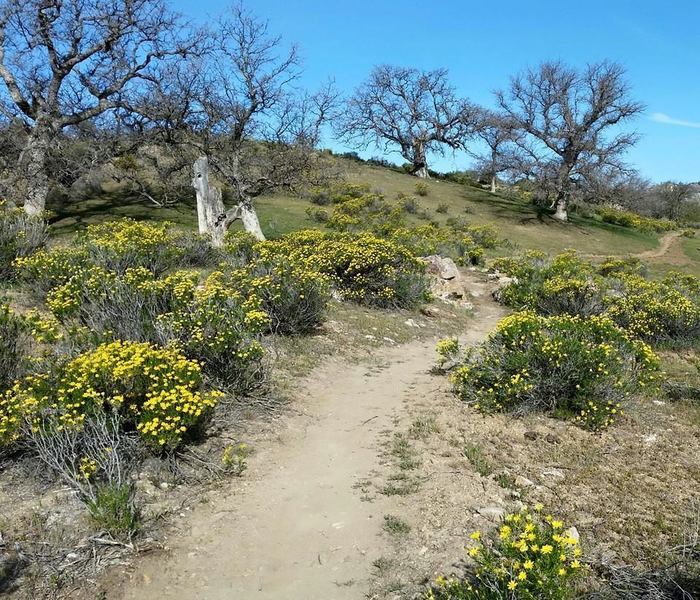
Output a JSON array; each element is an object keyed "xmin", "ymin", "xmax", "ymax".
[
  {"xmin": 412, "ymin": 142, "xmax": 429, "ymax": 178},
  {"xmin": 19, "ymin": 131, "xmax": 51, "ymax": 216},
  {"xmin": 553, "ymin": 193, "xmax": 568, "ymax": 222},
  {"xmin": 192, "ymin": 156, "xmax": 266, "ymax": 247},
  {"xmin": 490, "ymin": 176, "xmax": 496, "ymax": 194}
]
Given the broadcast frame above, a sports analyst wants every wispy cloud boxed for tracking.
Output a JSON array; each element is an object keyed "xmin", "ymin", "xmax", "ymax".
[{"xmin": 650, "ymin": 112, "xmax": 700, "ymax": 129}]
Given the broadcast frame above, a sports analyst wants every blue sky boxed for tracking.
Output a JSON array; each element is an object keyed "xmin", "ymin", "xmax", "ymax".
[{"xmin": 174, "ymin": 0, "xmax": 700, "ymax": 182}]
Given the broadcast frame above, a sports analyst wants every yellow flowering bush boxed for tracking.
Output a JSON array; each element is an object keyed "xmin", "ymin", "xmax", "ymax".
[
  {"xmin": 0, "ymin": 200, "xmax": 48, "ymax": 278},
  {"xmin": 156, "ymin": 271, "xmax": 268, "ymax": 388},
  {"xmin": 450, "ymin": 312, "xmax": 659, "ymax": 429},
  {"xmin": 0, "ymin": 301, "xmax": 28, "ymax": 393},
  {"xmin": 258, "ymin": 230, "xmax": 429, "ymax": 308},
  {"xmin": 46, "ymin": 265, "xmax": 198, "ymax": 341},
  {"xmin": 427, "ymin": 505, "xmax": 585, "ymax": 599},
  {"xmin": 14, "ymin": 246, "xmax": 90, "ymax": 296},
  {"xmin": 595, "ymin": 206, "xmax": 676, "ymax": 233},
  {"xmin": 225, "ymin": 253, "xmax": 330, "ymax": 334},
  {"xmin": 606, "ymin": 274, "xmax": 700, "ymax": 343},
  {"xmin": 493, "ymin": 251, "xmax": 700, "ymax": 345},
  {"xmin": 1, "ymin": 340, "xmax": 222, "ymax": 449},
  {"xmin": 436, "ymin": 337, "xmax": 460, "ymax": 368}
]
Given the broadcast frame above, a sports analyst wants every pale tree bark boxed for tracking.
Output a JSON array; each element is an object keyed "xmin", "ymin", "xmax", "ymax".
[
  {"xmin": 553, "ymin": 192, "xmax": 568, "ymax": 221},
  {"xmin": 192, "ymin": 156, "xmax": 265, "ymax": 247},
  {"xmin": 490, "ymin": 176, "xmax": 497, "ymax": 194},
  {"xmin": 17, "ymin": 129, "xmax": 51, "ymax": 216},
  {"xmin": 413, "ymin": 143, "xmax": 429, "ymax": 178}
]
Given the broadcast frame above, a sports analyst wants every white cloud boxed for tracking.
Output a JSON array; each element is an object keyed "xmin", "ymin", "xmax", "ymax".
[{"xmin": 650, "ymin": 112, "xmax": 700, "ymax": 129}]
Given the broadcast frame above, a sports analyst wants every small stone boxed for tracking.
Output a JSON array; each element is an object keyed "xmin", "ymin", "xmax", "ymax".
[
  {"xmin": 544, "ymin": 433, "xmax": 561, "ymax": 444},
  {"xmin": 541, "ymin": 468, "xmax": 565, "ymax": 480},
  {"xmin": 565, "ymin": 526, "xmax": 580, "ymax": 544},
  {"xmin": 476, "ymin": 506, "xmax": 505, "ymax": 521},
  {"xmin": 404, "ymin": 319, "xmax": 420, "ymax": 328},
  {"xmin": 420, "ymin": 306, "xmax": 440, "ymax": 317},
  {"xmin": 514, "ymin": 475, "xmax": 535, "ymax": 488},
  {"xmin": 524, "ymin": 431, "xmax": 539, "ymax": 441},
  {"xmin": 159, "ymin": 482, "xmax": 170, "ymax": 490}
]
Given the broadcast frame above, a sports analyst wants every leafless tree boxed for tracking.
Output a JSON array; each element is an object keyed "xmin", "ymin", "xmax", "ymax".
[
  {"xmin": 469, "ymin": 109, "xmax": 515, "ymax": 193},
  {"xmin": 0, "ymin": 0, "xmax": 200, "ymax": 215},
  {"xmin": 654, "ymin": 181, "xmax": 694, "ymax": 221},
  {"xmin": 338, "ymin": 65, "xmax": 478, "ymax": 178},
  {"xmin": 496, "ymin": 61, "xmax": 643, "ymax": 221},
  {"xmin": 191, "ymin": 4, "xmax": 338, "ymax": 243}
]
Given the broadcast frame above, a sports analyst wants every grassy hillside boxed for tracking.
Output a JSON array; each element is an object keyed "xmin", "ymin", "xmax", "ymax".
[{"xmin": 47, "ymin": 157, "xmax": 700, "ymax": 274}]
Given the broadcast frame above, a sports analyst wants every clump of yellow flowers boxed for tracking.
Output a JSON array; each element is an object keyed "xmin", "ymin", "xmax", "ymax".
[
  {"xmin": 256, "ymin": 229, "xmax": 429, "ymax": 309},
  {"xmin": 448, "ymin": 311, "xmax": 658, "ymax": 430},
  {"xmin": 426, "ymin": 505, "xmax": 585, "ymax": 599},
  {"xmin": 0, "ymin": 340, "xmax": 222, "ymax": 449}
]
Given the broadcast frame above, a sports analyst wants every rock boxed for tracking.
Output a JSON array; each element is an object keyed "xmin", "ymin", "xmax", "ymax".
[
  {"xmin": 424, "ymin": 255, "xmax": 460, "ymax": 280},
  {"xmin": 0, "ymin": 550, "xmax": 25, "ymax": 593},
  {"xmin": 541, "ymin": 468, "xmax": 565, "ymax": 481},
  {"xmin": 159, "ymin": 482, "xmax": 170, "ymax": 490},
  {"xmin": 544, "ymin": 433, "xmax": 561, "ymax": 444},
  {"xmin": 643, "ymin": 433, "xmax": 658, "ymax": 444},
  {"xmin": 524, "ymin": 431, "xmax": 539, "ymax": 441},
  {"xmin": 565, "ymin": 526, "xmax": 580, "ymax": 544},
  {"xmin": 404, "ymin": 319, "xmax": 421, "ymax": 328},
  {"xmin": 476, "ymin": 506, "xmax": 505, "ymax": 521},
  {"xmin": 514, "ymin": 475, "xmax": 535, "ymax": 488},
  {"xmin": 486, "ymin": 273, "xmax": 500, "ymax": 281},
  {"xmin": 420, "ymin": 306, "xmax": 440, "ymax": 318}
]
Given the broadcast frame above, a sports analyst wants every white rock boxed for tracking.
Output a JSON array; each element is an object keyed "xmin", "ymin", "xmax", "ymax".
[
  {"xmin": 476, "ymin": 506, "xmax": 505, "ymax": 521},
  {"xmin": 541, "ymin": 468, "xmax": 565, "ymax": 480}
]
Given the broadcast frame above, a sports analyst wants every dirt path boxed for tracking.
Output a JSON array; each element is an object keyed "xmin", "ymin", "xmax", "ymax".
[
  {"xmin": 584, "ymin": 231, "xmax": 688, "ymax": 264},
  {"xmin": 110, "ymin": 274, "xmax": 505, "ymax": 600}
]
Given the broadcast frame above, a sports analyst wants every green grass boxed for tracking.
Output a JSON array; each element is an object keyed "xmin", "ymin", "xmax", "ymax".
[
  {"xmin": 383, "ymin": 514, "xmax": 411, "ymax": 536},
  {"xmin": 45, "ymin": 158, "xmax": 675, "ymax": 261}
]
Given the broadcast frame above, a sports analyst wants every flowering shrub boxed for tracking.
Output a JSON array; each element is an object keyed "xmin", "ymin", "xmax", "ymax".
[
  {"xmin": 225, "ymin": 253, "xmax": 330, "ymax": 334},
  {"xmin": 325, "ymin": 192, "xmax": 406, "ymax": 235},
  {"xmin": 426, "ymin": 505, "xmax": 585, "ymax": 599},
  {"xmin": 0, "ymin": 200, "xmax": 48, "ymax": 278},
  {"xmin": 0, "ymin": 340, "xmax": 222, "ymax": 449},
  {"xmin": 0, "ymin": 302, "xmax": 27, "ymax": 393},
  {"xmin": 449, "ymin": 312, "xmax": 658, "ymax": 429},
  {"xmin": 595, "ymin": 207, "xmax": 676, "ymax": 233},
  {"xmin": 79, "ymin": 219, "xmax": 211, "ymax": 274},
  {"xmin": 46, "ymin": 266, "xmax": 197, "ymax": 342},
  {"xmin": 436, "ymin": 337, "xmax": 460, "ymax": 368},
  {"xmin": 259, "ymin": 230, "xmax": 429, "ymax": 308},
  {"xmin": 14, "ymin": 246, "xmax": 90, "ymax": 296},
  {"xmin": 156, "ymin": 271, "xmax": 268, "ymax": 388},
  {"xmin": 223, "ymin": 230, "xmax": 259, "ymax": 267},
  {"xmin": 605, "ymin": 274, "xmax": 700, "ymax": 343},
  {"xmin": 493, "ymin": 251, "xmax": 606, "ymax": 317}
]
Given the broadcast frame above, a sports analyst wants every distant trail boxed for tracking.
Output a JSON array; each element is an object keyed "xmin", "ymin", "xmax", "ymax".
[
  {"xmin": 584, "ymin": 231, "xmax": 688, "ymax": 264},
  {"xmin": 102, "ymin": 272, "xmax": 506, "ymax": 600}
]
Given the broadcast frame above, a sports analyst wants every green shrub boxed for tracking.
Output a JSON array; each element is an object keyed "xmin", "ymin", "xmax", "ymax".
[
  {"xmin": 426, "ymin": 505, "xmax": 585, "ymax": 599},
  {"xmin": 400, "ymin": 194, "xmax": 420, "ymax": 214},
  {"xmin": 437, "ymin": 202, "xmax": 449, "ymax": 214},
  {"xmin": 449, "ymin": 311, "xmax": 658, "ymax": 429},
  {"xmin": 0, "ymin": 303, "xmax": 27, "ymax": 393},
  {"xmin": 0, "ymin": 201, "xmax": 47, "ymax": 279},
  {"xmin": 86, "ymin": 484, "xmax": 139, "ymax": 540},
  {"xmin": 258, "ymin": 230, "xmax": 429, "ymax": 309},
  {"xmin": 415, "ymin": 181, "xmax": 429, "ymax": 196},
  {"xmin": 223, "ymin": 230, "xmax": 259, "ymax": 267}
]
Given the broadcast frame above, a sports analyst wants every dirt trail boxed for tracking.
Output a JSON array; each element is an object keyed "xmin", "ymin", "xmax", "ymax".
[
  {"xmin": 112, "ymin": 273, "xmax": 506, "ymax": 600},
  {"xmin": 584, "ymin": 231, "xmax": 688, "ymax": 264}
]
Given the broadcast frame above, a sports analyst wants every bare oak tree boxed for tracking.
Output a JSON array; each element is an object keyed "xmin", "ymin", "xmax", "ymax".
[
  {"xmin": 0, "ymin": 0, "xmax": 196, "ymax": 215},
  {"xmin": 496, "ymin": 61, "xmax": 643, "ymax": 221},
  {"xmin": 470, "ymin": 109, "xmax": 514, "ymax": 193},
  {"xmin": 191, "ymin": 4, "xmax": 337, "ymax": 243},
  {"xmin": 338, "ymin": 65, "xmax": 477, "ymax": 178}
]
